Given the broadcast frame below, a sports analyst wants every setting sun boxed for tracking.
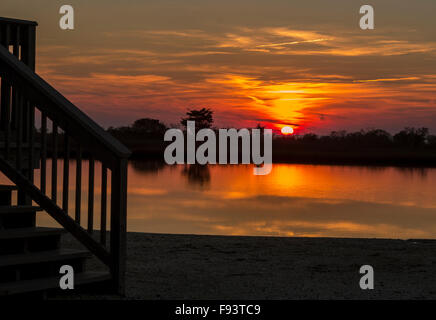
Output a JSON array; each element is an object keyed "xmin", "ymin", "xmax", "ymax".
[{"xmin": 281, "ymin": 126, "xmax": 294, "ymax": 135}]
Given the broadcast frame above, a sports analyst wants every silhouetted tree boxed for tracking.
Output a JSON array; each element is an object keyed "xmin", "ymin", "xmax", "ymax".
[
  {"xmin": 393, "ymin": 127, "xmax": 429, "ymax": 148},
  {"xmin": 181, "ymin": 108, "xmax": 214, "ymax": 129},
  {"xmin": 427, "ymin": 135, "xmax": 436, "ymax": 148},
  {"xmin": 345, "ymin": 131, "xmax": 364, "ymax": 145},
  {"xmin": 301, "ymin": 133, "xmax": 318, "ymax": 143},
  {"xmin": 250, "ymin": 123, "xmax": 266, "ymax": 134},
  {"xmin": 362, "ymin": 129, "xmax": 392, "ymax": 147},
  {"xmin": 132, "ymin": 118, "xmax": 167, "ymax": 134},
  {"xmin": 329, "ymin": 130, "xmax": 347, "ymax": 141}
]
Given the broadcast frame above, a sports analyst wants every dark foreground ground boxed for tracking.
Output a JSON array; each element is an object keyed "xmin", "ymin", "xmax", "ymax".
[{"xmin": 60, "ymin": 232, "xmax": 436, "ymax": 300}]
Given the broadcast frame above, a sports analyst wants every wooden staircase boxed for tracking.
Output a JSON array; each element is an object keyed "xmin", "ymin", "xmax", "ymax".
[
  {"xmin": 0, "ymin": 185, "xmax": 111, "ymax": 297},
  {"xmin": 0, "ymin": 17, "xmax": 130, "ymax": 298}
]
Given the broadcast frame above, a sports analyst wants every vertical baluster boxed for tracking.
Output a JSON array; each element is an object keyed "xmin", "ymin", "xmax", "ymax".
[
  {"xmin": 40, "ymin": 114, "xmax": 47, "ymax": 193},
  {"xmin": 16, "ymin": 92, "xmax": 22, "ymax": 172},
  {"xmin": 5, "ymin": 24, "xmax": 11, "ymax": 54},
  {"xmin": 100, "ymin": 165, "xmax": 107, "ymax": 245},
  {"xmin": 6, "ymin": 24, "xmax": 11, "ymax": 50},
  {"xmin": 20, "ymin": 26, "xmax": 35, "ymax": 140},
  {"xmin": 4, "ymin": 25, "xmax": 19, "ymax": 159},
  {"xmin": 63, "ymin": 134, "xmax": 70, "ymax": 213},
  {"xmin": 4, "ymin": 86, "xmax": 10, "ymax": 160},
  {"xmin": 0, "ymin": 78, "xmax": 10, "ymax": 132},
  {"xmin": 10, "ymin": 25, "xmax": 20, "ymax": 129},
  {"xmin": 28, "ymin": 104, "xmax": 35, "ymax": 183},
  {"xmin": 13, "ymin": 25, "xmax": 19, "ymax": 57},
  {"xmin": 51, "ymin": 123, "xmax": 58, "ymax": 202},
  {"xmin": 75, "ymin": 145, "xmax": 82, "ymax": 224},
  {"xmin": 16, "ymin": 93, "xmax": 29, "ymax": 205},
  {"xmin": 88, "ymin": 156, "xmax": 95, "ymax": 234},
  {"xmin": 22, "ymin": 100, "xmax": 29, "ymax": 143},
  {"xmin": 1, "ymin": 22, "xmax": 10, "ymax": 48}
]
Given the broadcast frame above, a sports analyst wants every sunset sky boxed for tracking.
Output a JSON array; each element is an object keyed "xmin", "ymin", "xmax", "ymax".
[{"xmin": 2, "ymin": 0, "xmax": 436, "ymax": 134}]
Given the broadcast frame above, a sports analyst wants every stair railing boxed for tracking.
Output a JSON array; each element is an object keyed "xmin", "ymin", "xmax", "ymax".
[{"xmin": 0, "ymin": 18, "xmax": 131, "ymax": 294}]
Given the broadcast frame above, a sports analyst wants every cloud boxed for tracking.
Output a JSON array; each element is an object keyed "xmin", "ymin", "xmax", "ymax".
[
  {"xmin": 36, "ymin": 23, "xmax": 436, "ymax": 131},
  {"xmin": 353, "ymin": 77, "xmax": 421, "ymax": 83}
]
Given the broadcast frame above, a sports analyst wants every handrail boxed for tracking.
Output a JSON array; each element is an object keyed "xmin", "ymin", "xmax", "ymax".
[
  {"xmin": 0, "ymin": 45, "xmax": 131, "ymax": 161},
  {"xmin": 0, "ymin": 17, "xmax": 38, "ymax": 26},
  {"xmin": 0, "ymin": 18, "xmax": 131, "ymax": 294}
]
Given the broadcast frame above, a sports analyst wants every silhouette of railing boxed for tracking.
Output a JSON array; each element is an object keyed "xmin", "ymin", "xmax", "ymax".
[{"xmin": 0, "ymin": 18, "xmax": 131, "ymax": 293}]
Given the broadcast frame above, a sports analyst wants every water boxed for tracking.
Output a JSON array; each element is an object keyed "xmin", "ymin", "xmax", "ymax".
[
  {"xmin": 127, "ymin": 162, "xmax": 436, "ymax": 239},
  {"xmin": 3, "ymin": 161, "xmax": 436, "ymax": 239}
]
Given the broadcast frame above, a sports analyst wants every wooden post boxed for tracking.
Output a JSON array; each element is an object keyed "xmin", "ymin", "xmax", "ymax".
[
  {"xmin": 21, "ymin": 25, "xmax": 36, "ymax": 70},
  {"xmin": 0, "ymin": 24, "xmax": 10, "ymax": 130},
  {"xmin": 110, "ymin": 158, "xmax": 128, "ymax": 295}
]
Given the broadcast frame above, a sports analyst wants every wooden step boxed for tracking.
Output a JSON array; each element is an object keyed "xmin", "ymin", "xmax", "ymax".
[
  {"xmin": 0, "ymin": 185, "xmax": 17, "ymax": 191},
  {"xmin": 0, "ymin": 206, "xmax": 42, "ymax": 229},
  {"xmin": 0, "ymin": 142, "xmax": 41, "ymax": 149},
  {"xmin": 0, "ymin": 249, "xmax": 91, "ymax": 283},
  {"xmin": 0, "ymin": 271, "xmax": 111, "ymax": 296},
  {"xmin": 0, "ymin": 249, "xmax": 90, "ymax": 267},
  {"xmin": 0, "ymin": 206, "xmax": 42, "ymax": 214},
  {"xmin": 0, "ymin": 185, "xmax": 16, "ymax": 206},
  {"xmin": 0, "ymin": 227, "xmax": 65, "ymax": 254},
  {"xmin": 0, "ymin": 227, "xmax": 64, "ymax": 240}
]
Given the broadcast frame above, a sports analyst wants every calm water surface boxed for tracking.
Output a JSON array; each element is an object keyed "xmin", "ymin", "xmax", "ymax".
[
  {"xmin": 126, "ymin": 162, "xmax": 436, "ymax": 239},
  {"xmin": 3, "ymin": 161, "xmax": 436, "ymax": 239}
]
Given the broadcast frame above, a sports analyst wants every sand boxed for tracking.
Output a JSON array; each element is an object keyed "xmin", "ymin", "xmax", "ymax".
[{"xmin": 61, "ymin": 232, "xmax": 436, "ymax": 300}]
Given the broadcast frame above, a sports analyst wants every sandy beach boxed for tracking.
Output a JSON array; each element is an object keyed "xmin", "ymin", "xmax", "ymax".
[{"xmin": 60, "ymin": 232, "xmax": 436, "ymax": 300}]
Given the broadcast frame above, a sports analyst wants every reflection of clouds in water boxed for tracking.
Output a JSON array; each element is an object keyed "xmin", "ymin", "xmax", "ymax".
[
  {"xmin": 128, "ymin": 192, "xmax": 436, "ymax": 239},
  {"xmin": 127, "ymin": 162, "xmax": 436, "ymax": 238},
  {"xmin": 129, "ymin": 187, "xmax": 168, "ymax": 196}
]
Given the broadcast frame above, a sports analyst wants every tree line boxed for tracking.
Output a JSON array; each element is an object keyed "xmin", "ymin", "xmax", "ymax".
[{"xmin": 107, "ymin": 108, "xmax": 436, "ymax": 149}]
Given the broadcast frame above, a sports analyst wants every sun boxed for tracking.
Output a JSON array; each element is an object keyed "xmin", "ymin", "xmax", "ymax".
[{"xmin": 281, "ymin": 126, "xmax": 294, "ymax": 135}]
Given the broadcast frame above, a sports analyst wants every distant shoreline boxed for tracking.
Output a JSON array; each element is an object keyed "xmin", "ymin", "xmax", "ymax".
[
  {"xmin": 105, "ymin": 125, "xmax": 436, "ymax": 168},
  {"xmin": 129, "ymin": 153, "xmax": 436, "ymax": 167},
  {"xmin": 109, "ymin": 133, "xmax": 436, "ymax": 167},
  {"xmin": 127, "ymin": 147, "xmax": 436, "ymax": 167}
]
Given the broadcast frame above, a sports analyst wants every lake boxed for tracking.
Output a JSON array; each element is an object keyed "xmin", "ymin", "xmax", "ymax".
[{"xmin": 3, "ymin": 160, "xmax": 436, "ymax": 239}]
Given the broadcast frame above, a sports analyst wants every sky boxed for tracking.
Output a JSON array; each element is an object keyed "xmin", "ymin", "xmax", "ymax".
[{"xmin": 1, "ymin": 0, "xmax": 436, "ymax": 134}]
